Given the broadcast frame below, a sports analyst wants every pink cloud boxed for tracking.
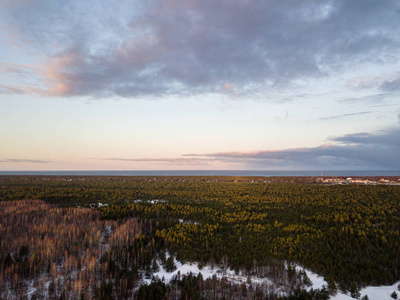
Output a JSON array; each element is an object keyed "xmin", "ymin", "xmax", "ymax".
[
  {"xmin": 224, "ymin": 83, "xmax": 233, "ymax": 90},
  {"xmin": 38, "ymin": 51, "xmax": 82, "ymax": 96},
  {"xmin": 0, "ymin": 51, "xmax": 83, "ymax": 97}
]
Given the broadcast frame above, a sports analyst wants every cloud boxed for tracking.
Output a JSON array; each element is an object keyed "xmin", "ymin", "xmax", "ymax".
[
  {"xmin": 100, "ymin": 121, "xmax": 400, "ymax": 170},
  {"xmin": 0, "ymin": 63, "xmax": 30, "ymax": 74},
  {"xmin": 102, "ymin": 157, "xmax": 214, "ymax": 166},
  {"xmin": 0, "ymin": 159, "xmax": 51, "ymax": 163},
  {"xmin": 1, "ymin": 0, "xmax": 400, "ymax": 98},
  {"xmin": 340, "ymin": 93, "xmax": 395, "ymax": 104},
  {"xmin": 182, "ymin": 125, "xmax": 400, "ymax": 169},
  {"xmin": 380, "ymin": 76, "xmax": 400, "ymax": 92},
  {"xmin": 330, "ymin": 127, "xmax": 400, "ymax": 148},
  {"xmin": 319, "ymin": 111, "xmax": 371, "ymax": 120}
]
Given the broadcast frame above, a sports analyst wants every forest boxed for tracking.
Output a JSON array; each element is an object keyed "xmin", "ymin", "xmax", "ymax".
[{"xmin": 0, "ymin": 175, "xmax": 400, "ymax": 299}]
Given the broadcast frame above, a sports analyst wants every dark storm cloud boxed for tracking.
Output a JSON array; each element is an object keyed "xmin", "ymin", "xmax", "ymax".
[
  {"xmin": 183, "ymin": 125, "xmax": 400, "ymax": 169},
  {"xmin": 1, "ymin": 0, "xmax": 400, "ymax": 97}
]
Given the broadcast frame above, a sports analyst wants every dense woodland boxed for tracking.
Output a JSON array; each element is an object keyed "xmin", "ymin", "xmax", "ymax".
[{"xmin": 1, "ymin": 175, "xmax": 400, "ymax": 299}]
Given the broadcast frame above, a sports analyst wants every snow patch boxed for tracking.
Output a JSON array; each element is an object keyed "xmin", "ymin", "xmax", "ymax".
[
  {"xmin": 331, "ymin": 281, "xmax": 400, "ymax": 300},
  {"xmin": 295, "ymin": 265, "xmax": 400, "ymax": 300},
  {"xmin": 27, "ymin": 281, "xmax": 37, "ymax": 298},
  {"xmin": 89, "ymin": 202, "xmax": 109, "ymax": 208},
  {"xmin": 146, "ymin": 256, "xmax": 274, "ymax": 289},
  {"xmin": 144, "ymin": 256, "xmax": 400, "ymax": 300},
  {"xmin": 178, "ymin": 219, "xmax": 199, "ymax": 225},
  {"xmin": 147, "ymin": 261, "xmax": 218, "ymax": 284},
  {"xmin": 294, "ymin": 264, "xmax": 327, "ymax": 291},
  {"xmin": 132, "ymin": 199, "xmax": 167, "ymax": 204}
]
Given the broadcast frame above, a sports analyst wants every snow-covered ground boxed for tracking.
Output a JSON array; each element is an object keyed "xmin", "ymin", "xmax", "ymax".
[
  {"xmin": 148, "ymin": 258, "xmax": 400, "ymax": 300},
  {"xmin": 295, "ymin": 265, "xmax": 400, "ymax": 300},
  {"xmin": 294, "ymin": 264, "xmax": 327, "ymax": 291},
  {"xmin": 296, "ymin": 265, "xmax": 400, "ymax": 300},
  {"xmin": 145, "ymin": 255, "xmax": 274, "ymax": 288},
  {"xmin": 331, "ymin": 282, "xmax": 400, "ymax": 300},
  {"xmin": 146, "ymin": 260, "xmax": 218, "ymax": 284},
  {"xmin": 19, "ymin": 250, "xmax": 400, "ymax": 300}
]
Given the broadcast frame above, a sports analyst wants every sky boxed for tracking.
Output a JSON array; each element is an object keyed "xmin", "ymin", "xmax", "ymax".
[{"xmin": 0, "ymin": 0, "xmax": 399, "ymax": 171}]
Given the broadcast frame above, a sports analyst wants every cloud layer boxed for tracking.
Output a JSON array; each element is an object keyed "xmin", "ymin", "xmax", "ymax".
[
  {"xmin": 114, "ymin": 124, "xmax": 399, "ymax": 170},
  {"xmin": 187, "ymin": 125, "xmax": 400, "ymax": 169},
  {"xmin": 103, "ymin": 157, "xmax": 214, "ymax": 166},
  {"xmin": 0, "ymin": 159, "xmax": 51, "ymax": 164},
  {"xmin": 1, "ymin": 0, "xmax": 400, "ymax": 98}
]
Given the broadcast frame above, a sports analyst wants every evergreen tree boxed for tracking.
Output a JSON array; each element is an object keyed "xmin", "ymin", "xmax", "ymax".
[
  {"xmin": 165, "ymin": 256, "xmax": 176, "ymax": 272},
  {"xmin": 151, "ymin": 259, "xmax": 160, "ymax": 273}
]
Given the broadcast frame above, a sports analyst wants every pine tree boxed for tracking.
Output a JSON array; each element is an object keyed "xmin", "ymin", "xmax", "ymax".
[
  {"xmin": 165, "ymin": 256, "xmax": 176, "ymax": 272},
  {"xmin": 151, "ymin": 259, "xmax": 160, "ymax": 273}
]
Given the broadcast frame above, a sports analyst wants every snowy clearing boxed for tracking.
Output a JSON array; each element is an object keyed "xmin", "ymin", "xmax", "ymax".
[
  {"xmin": 331, "ymin": 281, "xmax": 400, "ymax": 300},
  {"xmin": 145, "ymin": 255, "xmax": 275, "ymax": 288},
  {"xmin": 296, "ymin": 264, "xmax": 400, "ymax": 300}
]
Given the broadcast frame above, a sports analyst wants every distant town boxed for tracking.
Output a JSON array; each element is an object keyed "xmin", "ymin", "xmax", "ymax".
[{"xmin": 316, "ymin": 175, "xmax": 400, "ymax": 185}]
